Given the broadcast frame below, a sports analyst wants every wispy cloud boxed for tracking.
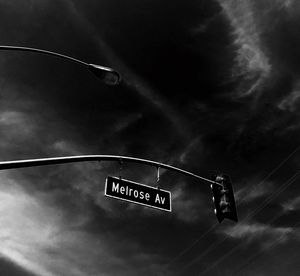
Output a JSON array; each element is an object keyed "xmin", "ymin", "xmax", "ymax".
[
  {"xmin": 282, "ymin": 195, "xmax": 300, "ymax": 211},
  {"xmin": 217, "ymin": 0, "xmax": 271, "ymax": 97},
  {"xmin": 278, "ymin": 82, "xmax": 300, "ymax": 112},
  {"xmin": 171, "ymin": 182, "xmax": 209, "ymax": 223},
  {"xmin": 0, "ymin": 173, "xmax": 67, "ymax": 276},
  {"xmin": 179, "ymin": 136, "xmax": 203, "ymax": 164},
  {"xmin": 0, "ymin": 110, "xmax": 35, "ymax": 146},
  {"xmin": 64, "ymin": 0, "xmax": 191, "ymax": 140},
  {"xmin": 235, "ymin": 179, "xmax": 273, "ymax": 203},
  {"xmin": 0, "ymin": 172, "xmax": 166, "ymax": 276},
  {"xmin": 222, "ymin": 222, "xmax": 294, "ymax": 247},
  {"xmin": 0, "ymin": 79, "xmax": 163, "ymax": 276}
]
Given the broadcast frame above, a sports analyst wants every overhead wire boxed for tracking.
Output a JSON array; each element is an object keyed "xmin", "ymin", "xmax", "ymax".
[
  {"xmin": 197, "ymin": 171, "xmax": 300, "ymax": 275},
  {"xmin": 165, "ymin": 222, "xmax": 219, "ymax": 268},
  {"xmin": 174, "ymin": 169, "xmax": 300, "ymax": 275},
  {"xmin": 231, "ymin": 220, "xmax": 300, "ymax": 275},
  {"xmin": 164, "ymin": 145, "xmax": 300, "ymax": 274},
  {"xmin": 174, "ymin": 172, "xmax": 299, "ymax": 275},
  {"xmin": 237, "ymin": 145, "xmax": 300, "ymax": 207}
]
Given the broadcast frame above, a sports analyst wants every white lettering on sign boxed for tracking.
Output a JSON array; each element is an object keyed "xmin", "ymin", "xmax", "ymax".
[
  {"xmin": 145, "ymin": 193, "xmax": 150, "ymax": 201},
  {"xmin": 105, "ymin": 176, "xmax": 171, "ymax": 212},
  {"xmin": 111, "ymin": 181, "xmax": 151, "ymax": 201},
  {"xmin": 112, "ymin": 182, "xmax": 119, "ymax": 193},
  {"xmin": 155, "ymin": 193, "xmax": 165, "ymax": 204}
]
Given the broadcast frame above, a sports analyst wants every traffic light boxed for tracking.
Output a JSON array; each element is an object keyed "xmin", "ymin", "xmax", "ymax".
[{"xmin": 210, "ymin": 173, "xmax": 238, "ymax": 223}]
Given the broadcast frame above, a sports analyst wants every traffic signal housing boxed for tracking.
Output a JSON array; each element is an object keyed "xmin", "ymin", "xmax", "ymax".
[{"xmin": 210, "ymin": 173, "xmax": 238, "ymax": 223}]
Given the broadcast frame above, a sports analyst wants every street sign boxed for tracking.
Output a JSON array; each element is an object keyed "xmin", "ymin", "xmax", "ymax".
[{"xmin": 105, "ymin": 176, "xmax": 172, "ymax": 212}]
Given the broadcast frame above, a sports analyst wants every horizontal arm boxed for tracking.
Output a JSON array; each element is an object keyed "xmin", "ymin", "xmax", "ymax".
[{"xmin": 0, "ymin": 155, "xmax": 220, "ymax": 186}]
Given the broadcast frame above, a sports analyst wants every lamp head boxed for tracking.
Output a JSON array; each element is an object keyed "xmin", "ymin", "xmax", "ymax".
[{"xmin": 88, "ymin": 64, "xmax": 121, "ymax": 86}]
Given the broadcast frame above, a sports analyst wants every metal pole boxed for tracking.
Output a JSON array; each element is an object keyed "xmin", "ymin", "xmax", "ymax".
[
  {"xmin": 0, "ymin": 155, "xmax": 221, "ymax": 186},
  {"xmin": 0, "ymin": 45, "xmax": 88, "ymax": 66},
  {"xmin": 0, "ymin": 45, "xmax": 121, "ymax": 85}
]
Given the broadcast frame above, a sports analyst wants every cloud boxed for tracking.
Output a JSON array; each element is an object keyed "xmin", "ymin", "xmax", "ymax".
[
  {"xmin": 0, "ymin": 1, "xmax": 299, "ymax": 275},
  {"xmin": 63, "ymin": 0, "xmax": 191, "ymax": 140},
  {"xmin": 0, "ymin": 173, "xmax": 65, "ymax": 276},
  {"xmin": 51, "ymin": 140, "xmax": 81, "ymax": 155},
  {"xmin": 0, "ymin": 110, "xmax": 35, "ymax": 146},
  {"xmin": 222, "ymin": 222, "xmax": 294, "ymax": 247},
  {"xmin": 278, "ymin": 83, "xmax": 300, "ymax": 112},
  {"xmin": 282, "ymin": 195, "xmax": 300, "ymax": 211},
  {"xmin": 279, "ymin": 0, "xmax": 294, "ymax": 9},
  {"xmin": 171, "ymin": 183, "xmax": 209, "ymax": 223},
  {"xmin": 179, "ymin": 136, "xmax": 203, "ymax": 164},
  {"xmin": 0, "ymin": 172, "xmax": 167, "ymax": 276},
  {"xmin": 217, "ymin": 0, "xmax": 271, "ymax": 97},
  {"xmin": 235, "ymin": 179, "xmax": 273, "ymax": 204},
  {"xmin": 0, "ymin": 81, "xmax": 165, "ymax": 275}
]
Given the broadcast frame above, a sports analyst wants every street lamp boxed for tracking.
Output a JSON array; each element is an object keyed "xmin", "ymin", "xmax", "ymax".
[
  {"xmin": 0, "ymin": 45, "xmax": 121, "ymax": 86},
  {"xmin": 0, "ymin": 46, "xmax": 238, "ymax": 222}
]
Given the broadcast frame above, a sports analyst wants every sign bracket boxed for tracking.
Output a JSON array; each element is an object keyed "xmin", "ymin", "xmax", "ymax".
[{"xmin": 156, "ymin": 166, "xmax": 160, "ymax": 189}]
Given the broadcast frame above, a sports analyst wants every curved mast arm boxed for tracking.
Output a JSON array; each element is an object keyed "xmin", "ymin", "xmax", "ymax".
[
  {"xmin": 0, "ymin": 45, "xmax": 88, "ymax": 66},
  {"xmin": 0, "ymin": 45, "xmax": 121, "ymax": 85},
  {"xmin": 0, "ymin": 155, "xmax": 220, "ymax": 186}
]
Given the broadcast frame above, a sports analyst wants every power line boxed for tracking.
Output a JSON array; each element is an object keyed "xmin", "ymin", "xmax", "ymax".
[
  {"xmin": 164, "ymin": 222, "xmax": 219, "ymax": 268},
  {"xmin": 236, "ymin": 145, "xmax": 300, "ymax": 207},
  {"xmin": 232, "ymin": 220, "xmax": 300, "ymax": 275},
  {"xmin": 198, "ymin": 172, "xmax": 300, "ymax": 275},
  {"xmin": 164, "ymin": 145, "xmax": 300, "ymax": 274},
  {"xmin": 241, "ymin": 172, "xmax": 300, "ymax": 221},
  {"xmin": 176, "ymin": 171, "xmax": 300, "ymax": 275}
]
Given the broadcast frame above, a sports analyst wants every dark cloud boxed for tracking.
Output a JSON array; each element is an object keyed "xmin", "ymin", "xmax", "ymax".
[{"xmin": 0, "ymin": 0, "xmax": 299, "ymax": 275}]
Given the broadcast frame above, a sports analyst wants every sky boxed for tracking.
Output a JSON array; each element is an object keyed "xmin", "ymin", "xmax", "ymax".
[{"xmin": 0, "ymin": 0, "xmax": 299, "ymax": 275}]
